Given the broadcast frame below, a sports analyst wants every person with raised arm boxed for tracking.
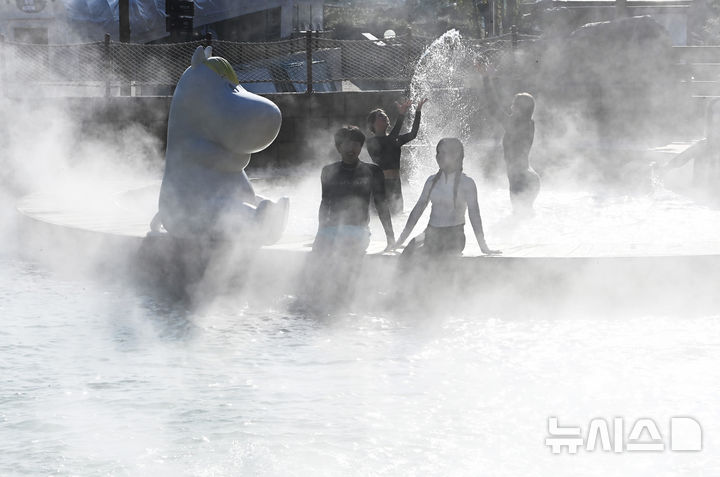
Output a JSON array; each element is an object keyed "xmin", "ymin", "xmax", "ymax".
[
  {"xmin": 479, "ymin": 65, "xmax": 540, "ymax": 215},
  {"xmin": 366, "ymin": 98, "xmax": 428, "ymax": 215}
]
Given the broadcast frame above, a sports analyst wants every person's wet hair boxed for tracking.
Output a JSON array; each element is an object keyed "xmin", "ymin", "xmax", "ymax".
[
  {"xmin": 366, "ymin": 108, "xmax": 385, "ymax": 134},
  {"xmin": 513, "ymin": 93, "xmax": 535, "ymax": 119},
  {"xmin": 436, "ymin": 137, "xmax": 464, "ymax": 161},
  {"xmin": 334, "ymin": 125, "xmax": 366, "ymax": 150},
  {"xmin": 433, "ymin": 138, "xmax": 465, "ymax": 206}
]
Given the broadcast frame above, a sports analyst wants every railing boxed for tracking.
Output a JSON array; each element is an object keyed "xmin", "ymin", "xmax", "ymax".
[
  {"xmin": 0, "ymin": 30, "xmax": 532, "ymax": 98},
  {"xmin": 3, "ymin": 34, "xmax": 711, "ymax": 100}
]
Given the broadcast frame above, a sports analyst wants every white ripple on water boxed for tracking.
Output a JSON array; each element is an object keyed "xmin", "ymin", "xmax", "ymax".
[{"xmin": 2, "ymin": 249, "xmax": 720, "ymax": 475}]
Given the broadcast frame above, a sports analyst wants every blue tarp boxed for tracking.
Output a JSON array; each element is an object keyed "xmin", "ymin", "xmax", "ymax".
[
  {"xmin": 61, "ymin": 0, "xmax": 241, "ymax": 40},
  {"xmin": 62, "ymin": 0, "xmax": 163, "ymax": 38}
]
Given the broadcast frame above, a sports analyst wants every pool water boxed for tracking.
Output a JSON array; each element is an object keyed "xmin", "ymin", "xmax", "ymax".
[
  {"xmin": 4, "ymin": 162, "xmax": 720, "ymax": 476},
  {"xmin": 2, "ymin": 234, "xmax": 718, "ymax": 476}
]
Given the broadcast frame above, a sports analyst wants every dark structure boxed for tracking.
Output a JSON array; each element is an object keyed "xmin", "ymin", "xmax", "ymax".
[{"xmin": 527, "ymin": 0, "xmax": 692, "ymax": 44}]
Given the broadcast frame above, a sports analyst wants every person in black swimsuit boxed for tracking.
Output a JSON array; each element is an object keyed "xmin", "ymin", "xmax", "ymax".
[
  {"xmin": 313, "ymin": 126, "xmax": 395, "ymax": 255},
  {"xmin": 366, "ymin": 98, "xmax": 428, "ymax": 215},
  {"xmin": 302, "ymin": 126, "xmax": 395, "ymax": 309},
  {"xmin": 481, "ymin": 69, "xmax": 540, "ymax": 215}
]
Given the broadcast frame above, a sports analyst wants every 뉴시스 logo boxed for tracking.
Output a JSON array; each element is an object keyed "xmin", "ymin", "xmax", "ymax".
[{"xmin": 545, "ymin": 416, "xmax": 702, "ymax": 454}]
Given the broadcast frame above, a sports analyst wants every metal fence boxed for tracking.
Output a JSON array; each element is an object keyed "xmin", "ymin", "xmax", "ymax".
[{"xmin": 0, "ymin": 31, "xmax": 533, "ymax": 97}]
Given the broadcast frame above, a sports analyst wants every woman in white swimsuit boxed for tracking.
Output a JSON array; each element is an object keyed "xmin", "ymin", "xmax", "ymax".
[{"xmin": 393, "ymin": 138, "xmax": 501, "ymax": 256}]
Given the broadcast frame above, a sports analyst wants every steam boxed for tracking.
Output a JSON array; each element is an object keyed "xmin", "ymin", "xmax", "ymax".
[
  {"xmin": 0, "ymin": 89, "xmax": 164, "ymax": 276},
  {"xmin": 3, "ymin": 18, "xmax": 720, "ymax": 477},
  {"xmin": 2, "ymin": 15, "xmax": 717, "ymax": 314}
]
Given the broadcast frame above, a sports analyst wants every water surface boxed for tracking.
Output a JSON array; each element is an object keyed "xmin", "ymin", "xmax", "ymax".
[{"xmin": 1, "ymin": 249, "xmax": 717, "ymax": 476}]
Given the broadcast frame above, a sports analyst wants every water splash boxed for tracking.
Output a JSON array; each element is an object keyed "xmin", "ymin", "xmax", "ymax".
[{"xmin": 406, "ymin": 30, "xmax": 496, "ymax": 182}]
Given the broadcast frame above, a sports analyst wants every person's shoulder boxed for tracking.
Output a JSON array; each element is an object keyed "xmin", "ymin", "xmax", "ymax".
[
  {"xmin": 460, "ymin": 173, "xmax": 478, "ymax": 187},
  {"xmin": 366, "ymin": 136, "xmax": 381, "ymax": 152},
  {"xmin": 360, "ymin": 161, "xmax": 383, "ymax": 173},
  {"xmin": 361, "ymin": 162, "xmax": 386, "ymax": 180},
  {"xmin": 322, "ymin": 161, "xmax": 342, "ymax": 173}
]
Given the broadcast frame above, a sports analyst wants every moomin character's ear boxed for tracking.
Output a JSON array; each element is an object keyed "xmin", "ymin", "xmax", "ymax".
[
  {"xmin": 191, "ymin": 46, "xmax": 206, "ymax": 67},
  {"xmin": 204, "ymin": 46, "xmax": 212, "ymax": 58}
]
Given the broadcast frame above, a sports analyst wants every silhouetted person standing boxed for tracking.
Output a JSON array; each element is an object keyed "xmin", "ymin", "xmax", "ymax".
[{"xmin": 481, "ymin": 68, "xmax": 540, "ymax": 215}]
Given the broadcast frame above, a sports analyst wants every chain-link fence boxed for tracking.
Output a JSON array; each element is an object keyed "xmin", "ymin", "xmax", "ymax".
[{"xmin": 0, "ymin": 31, "xmax": 534, "ymax": 97}]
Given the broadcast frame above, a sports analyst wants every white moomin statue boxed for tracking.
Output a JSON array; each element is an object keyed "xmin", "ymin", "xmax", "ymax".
[{"xmin": 152, "ymin": 46, "xmax": 288, "ymax": 244}]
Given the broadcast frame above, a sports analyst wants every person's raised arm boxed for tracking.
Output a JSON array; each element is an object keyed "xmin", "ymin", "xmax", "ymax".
[
  {"xmin": 465, "ymin": 177, "xmax": 501, "ymax": 255},
  {"xmin": 476, "ymin": 63, "xmax": 508, "ymax": 128},
  {"xmin": 394, "ymin": 176, "xmax": 433, "ymax": 248},
  {"xmin": 371, "ymin": 167, "xmax": 395, "ymax": 250},
  {"xmin": 398, "ymin": 98, "xmax": 428, "ymax": 146},
  {"xmin": 484, "ymin": 76, "xmax": 509, "ymax": 127},
  {"xmin": 388, "ymin": 99, "xmax": 411, "ymax": 138}
]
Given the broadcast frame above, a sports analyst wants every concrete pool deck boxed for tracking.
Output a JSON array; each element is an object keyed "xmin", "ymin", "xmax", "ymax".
[
  {"xmin": 15, "ymin": 174, "xmax": 720, "ymax": 258},
  {"xmin": 14, "ymin": 174, "xmax": 720, "ymax": 314}
]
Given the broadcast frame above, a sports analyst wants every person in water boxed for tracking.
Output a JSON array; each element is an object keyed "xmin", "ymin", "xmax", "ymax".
[
  {"xmin": 313, "ymin": 126, "xmax": 395, "ymax": 255},
  {"xmin": 480, "ymin": 68, "xmax": 540, "ymax": 215},
  {"xmin": 663, "ymin": 98, "xmax": 720, "ymax": 198},
  {"xmin": 366, "ymin": 98, "xmax": 428, "ymax": 215},
  {"xmin": 392, "ymin": 138, "xmax": 501, "ymax": 256}
]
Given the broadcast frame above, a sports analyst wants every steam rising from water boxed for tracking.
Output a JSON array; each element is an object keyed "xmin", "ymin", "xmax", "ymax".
[
  {"xmin": 2, "ymin": 257, "xmax": 720, "ymax": 476},
  {"xmin": 2, "ymin": 23, "xmax": 720, "ymax": 476}
]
